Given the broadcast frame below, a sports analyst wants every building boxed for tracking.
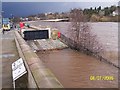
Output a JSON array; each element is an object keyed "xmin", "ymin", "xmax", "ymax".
[{"xmin": 112, "ymin": 9, "xmax": 119, "ymax": 16}]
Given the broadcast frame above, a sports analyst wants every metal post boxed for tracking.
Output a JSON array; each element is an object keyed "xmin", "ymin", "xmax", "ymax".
[
  {"xmin": 1, "ymin": 10, "xmax": 4, "ymax": 30},
  {"xmin": 0, "ymin": 1, "xmax": 2, "ymax": 28},
  {"xmin": 13, "ymin": 81, "xmax": 15, "ymax": 90}
]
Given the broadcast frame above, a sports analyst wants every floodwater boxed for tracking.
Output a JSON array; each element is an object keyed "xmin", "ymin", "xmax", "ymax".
[
  {"xmin": 36, "ymin": 49, "xmax": 118, "ymax": 88},
  {"xmin": 29, "ymin": 21, "xmax": 118, "ymax": 52},
  {"xmin": 28, "ymin": 21, "xmax": 118, "ymax": 65},
  {"xmin": 28, "ymin": 21, "xmax": 118, "ymax": 88}
]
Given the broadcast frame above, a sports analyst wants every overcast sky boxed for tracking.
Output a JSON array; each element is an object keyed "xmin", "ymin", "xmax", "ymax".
[
  {"xmin": 1, "ymin": 0, "xmax": 119, "ymax": 9},
  {"xmin": 1, "ymin": 1, "xmax": 119, "ymax": 18},
  {"xmin": 1, "ymin": 0, "xmax": 119, "ymax": 2}
]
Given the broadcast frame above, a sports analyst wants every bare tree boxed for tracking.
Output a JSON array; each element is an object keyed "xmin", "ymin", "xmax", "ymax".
[
  {"xmin": 69, "ymin": 8, "xmax": 103, "ymax": 55},
  {"xmin": 69, "ymin": 9, "xmax": 83, "ymax": 48}
]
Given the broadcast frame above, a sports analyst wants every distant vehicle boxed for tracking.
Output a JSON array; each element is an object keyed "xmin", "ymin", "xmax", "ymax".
[
  {"xmin": 2, "ymin": 18, "xmax": 11, "ymax": 31},
  {"xmin": 2, "ymin": 24, "xmax": 10, "ymax": 31}
]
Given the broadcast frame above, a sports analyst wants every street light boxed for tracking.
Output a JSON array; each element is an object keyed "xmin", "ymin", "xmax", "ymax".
[
  {"xmin": 1, "ymin": 10, "xmax": 4, "ymax": 27},
  {"xmin": 0, "ymin": 12, "xmax": 1, "ymax": 28},
  {"xmin": 0, "ymin": 1, "xmax": 2, "ymax": 28}
]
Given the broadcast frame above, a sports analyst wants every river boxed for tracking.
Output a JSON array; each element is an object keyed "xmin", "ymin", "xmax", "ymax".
[
  {"xmin": 28, "ymin": 21, "xmax": 118, "ymax": 51},
  {"xmin": 36, "ymin": 48, "xmax": 118, "ymax": 88},
  {"xmin": 28, "ymin": 21, "xmax": 118, "ymax": 65},
  {"xmin": 28, "ymin": 21, "xmax": 118, "ymax": 88}
]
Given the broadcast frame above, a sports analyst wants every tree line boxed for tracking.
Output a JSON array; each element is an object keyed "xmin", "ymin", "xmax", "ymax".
[{"xmin": 12, "ymin": 5, "xmax": 120, "ymax": 23}]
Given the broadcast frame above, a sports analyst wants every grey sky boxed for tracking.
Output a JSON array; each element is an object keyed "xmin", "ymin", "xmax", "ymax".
[
  {"xmin": 2, "ymin": 1, "xmax": 119, "ymax": 18},
  {"xmin": 1, "ymin": 0, "xmax": 119, "ymax": 2},
  {"xmin": 1, "ymin": 0, "xmax": 119, "ymax": 9}
]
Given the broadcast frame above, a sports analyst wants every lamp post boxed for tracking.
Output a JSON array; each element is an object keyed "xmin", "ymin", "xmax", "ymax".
[
  {"xmin": 1, "ymin": 11, "xmax": 4, "ymax": 34},
  {"xmin": 0, "ymin": 0, "xmax": 2, "ymax": 28},
  {"xmin": 10, "ymin": 14, "xmax": 14, "ymax": 29},
  {"xmin": 0, "ymin": 12, "xmax": 1, "ymax": 28},
  {"xmin": 1, "ymin": 10, "xmax": 4, "ymax": 27}
]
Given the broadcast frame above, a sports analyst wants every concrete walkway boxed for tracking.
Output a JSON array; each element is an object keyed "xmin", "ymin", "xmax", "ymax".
[
  {"xmin": 0, "ymin": 30, "xmax": 19, "ymax": 89},
  {"xmin": 27, "ymin": 39, "xmax": 68, "ymax": 51}
]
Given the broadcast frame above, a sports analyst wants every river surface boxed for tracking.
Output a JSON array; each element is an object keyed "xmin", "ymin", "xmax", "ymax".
[
  {"xmin": 36, "ymin": 48, "xmax": 118, "ymax": 88},
  {"xmin": 28, "ymin": 21, "xmax": 118, "ymax": 52},
  {"xmin": 28, "ymin": 21, "xmax": 118, "ymax": 65},
  {"xmin": 27, "ymin": 21, "xmax": 118, "ymax": 88}
]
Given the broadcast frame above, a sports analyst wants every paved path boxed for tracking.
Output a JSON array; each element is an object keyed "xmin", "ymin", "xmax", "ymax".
[{"xmin": 0, "ymin": 30, "xmax": 19, "ymax": 89}]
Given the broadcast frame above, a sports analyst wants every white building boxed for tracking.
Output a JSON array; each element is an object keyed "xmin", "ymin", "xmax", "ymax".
[{"xmin": 112, "ymin": 9, "xmax": 119, "ymax": 16}]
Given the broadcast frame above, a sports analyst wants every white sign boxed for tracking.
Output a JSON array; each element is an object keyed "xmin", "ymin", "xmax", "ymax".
[
  {"xmin": 12, "ymin": 58, "xmax": 27, "ymax": 81},
  {"xmin": 12, "ymin": 58, "xmax": 23, "ymax": 71}
]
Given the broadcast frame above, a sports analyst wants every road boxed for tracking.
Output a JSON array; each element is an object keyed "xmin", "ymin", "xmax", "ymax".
[{"xmin": 0, "ymin": 29, "xmax": 19, "ymax": 89}]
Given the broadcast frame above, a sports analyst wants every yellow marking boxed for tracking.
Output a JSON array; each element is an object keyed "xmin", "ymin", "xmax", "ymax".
[{"xmin": 90, "ymin": 75, "xmax": 114, "ymax": 81}]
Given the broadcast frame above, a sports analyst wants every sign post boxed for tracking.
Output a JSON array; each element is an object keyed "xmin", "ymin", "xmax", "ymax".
[{"xmin": 12, "ymin": 58, "xmax": 27, "ymax": 88}]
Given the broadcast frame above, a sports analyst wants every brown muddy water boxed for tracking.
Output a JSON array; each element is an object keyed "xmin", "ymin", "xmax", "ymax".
[
  {"xmin": 28, "ymin": 21, "xmax": 118, "ymax": 65},
  {"xmin": 36, "ymin": 48, "xmax": 118, "ymax": 88},
  {"xmin": 28, "ymin": 21, "xmax": 118, "ymax": 87}
]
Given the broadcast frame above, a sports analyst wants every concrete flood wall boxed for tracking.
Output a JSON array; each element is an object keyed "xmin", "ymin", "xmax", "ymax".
[{"xmin": 14, "ymin": 31, "xmax": 63, "ymax": 88}]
